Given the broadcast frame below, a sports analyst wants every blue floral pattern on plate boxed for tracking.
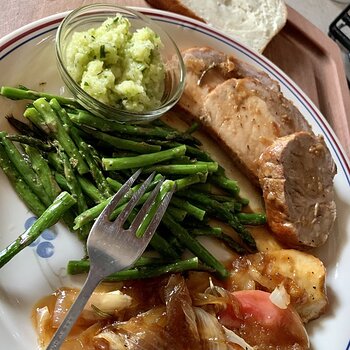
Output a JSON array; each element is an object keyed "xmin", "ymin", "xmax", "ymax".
[{"xmin": 25, "ymin": 216, "xmax": 57, "ymax": 258}]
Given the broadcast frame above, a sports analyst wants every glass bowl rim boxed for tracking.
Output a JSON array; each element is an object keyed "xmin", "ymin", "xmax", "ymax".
[{"xmin": 55, "ymin": 3, "xmax": 186, "ymax": 121}]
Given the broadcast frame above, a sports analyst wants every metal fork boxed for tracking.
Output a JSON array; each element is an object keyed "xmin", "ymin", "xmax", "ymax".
[{"xmin": 46, "ymin": 169, "xmax": 174, "ymax": 350}]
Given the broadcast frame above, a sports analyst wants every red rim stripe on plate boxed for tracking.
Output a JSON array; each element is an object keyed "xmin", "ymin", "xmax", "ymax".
[{"xmin": 0, "ymin": 18, "xmax": 62, "ymax": 52}]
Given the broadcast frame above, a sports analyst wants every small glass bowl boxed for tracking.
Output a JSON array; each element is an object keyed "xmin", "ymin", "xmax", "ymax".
[{"xmin": 56, "ymin": 4, "xmax": 185, "ymax": 123}]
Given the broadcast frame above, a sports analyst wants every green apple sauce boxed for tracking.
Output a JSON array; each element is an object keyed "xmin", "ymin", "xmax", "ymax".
[{"xmin": 66, "ymin": 15, "xmax": 165, "ymax": 112}]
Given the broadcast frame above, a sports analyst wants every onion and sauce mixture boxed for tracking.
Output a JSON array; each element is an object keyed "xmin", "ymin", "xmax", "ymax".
[{"xmin": 33, "ymin": 271, "xmax": 310, "ymax": 350}]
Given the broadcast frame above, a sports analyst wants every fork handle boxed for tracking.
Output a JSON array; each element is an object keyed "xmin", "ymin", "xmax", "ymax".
[{"xmin": 46, "ymin": 272, "xmax": 101, "ymax": 350}]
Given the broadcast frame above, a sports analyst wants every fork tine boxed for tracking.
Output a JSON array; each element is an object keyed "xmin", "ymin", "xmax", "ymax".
[
  {"xmin": 113, "ymin": 172, "xmax": 156, "ymax": 228},
  {"xmin": 139, "ymin": 185, "xmax": 175, "ymax": 244},
  {"xmin": 128, "ymin": 177, "xmax": 165, "ymax": 232},
  {"xmin": 99, "ymin": 169, "xmax": 142, "ymax": 221}
]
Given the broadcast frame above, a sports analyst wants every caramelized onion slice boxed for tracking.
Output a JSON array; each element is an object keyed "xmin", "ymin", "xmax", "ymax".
[
  {"xmin": 164, "ymin": 274, "xmax": 201, "ymax": 347},
  {"xmin": 36, "ymin": 306, "xmax": 52, "ymax": 349},
  {"xmin": 52, "ymin": 289, "xmax": 132, "ymax": 327},
  {"xmin": 94, "ymin": 330, "xmax": 127, "ymax": 350},
  {"xmin": 194, "ymin": 307, "xmax": 228, "ymax": 350},
  {"xmin": 269, "ymin": 284, "xmax": 290, "ymax": 309},
  {"xmin": 96, "ymin": 307, "xmax": 181, "ymax": 349},
  {"xmin": 193, "ymin": 278, "xmax": 240, "ymax": 317},
  {"xmin": 222, "ymin": 326, "xmax": 256, "ymax": 350}
]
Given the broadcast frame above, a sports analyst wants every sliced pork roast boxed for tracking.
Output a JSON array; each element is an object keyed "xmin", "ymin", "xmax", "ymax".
[
  {"xmin": 179, "ymin": 47, "xmax": 312, "ymax": 185},
  {"xmin": 258, "ymin": 132, "xmax": 336, "ymax": 248},
  {"xmin": 202, "ymin": 77, "xmax": 312, "ymax": 185},
  {"xmin": 178, "ymin": 47, "xmax": 336, "ymax": 248}
]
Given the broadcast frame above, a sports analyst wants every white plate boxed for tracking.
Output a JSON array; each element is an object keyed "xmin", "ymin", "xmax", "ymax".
[{"xmin": 0, "ymin": 8, "xmax": 349, "ymax": 350}]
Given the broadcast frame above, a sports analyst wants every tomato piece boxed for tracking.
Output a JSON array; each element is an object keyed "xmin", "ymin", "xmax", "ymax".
[{"xmin": 218, "ymin": 290, "xmax": 309, "ymax": 349}]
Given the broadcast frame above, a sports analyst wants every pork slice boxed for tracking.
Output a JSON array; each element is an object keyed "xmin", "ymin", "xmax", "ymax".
[
  {"xmin": 179, "ymin": 47, "xmax": 280, "ymax": 118},
  {"xmin": 258, "ymin": 131, "xmax": 336, "ymax": 248},
  {"xmin": 189, "ymin": 77, "xmax": 311, "ymax": 184},
  {"xmin": 182, "ymin": 47, "xmax": 280, "ymax": 89},
  {"xmin": 180, "ymin": 47, "xmax": 236, "ymax": 117}
]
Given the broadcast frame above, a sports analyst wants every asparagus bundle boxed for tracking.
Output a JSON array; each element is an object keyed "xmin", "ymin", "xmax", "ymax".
[{"xmin": 0, "ymin": 85, "xmax": 267, "ymax": 280}]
